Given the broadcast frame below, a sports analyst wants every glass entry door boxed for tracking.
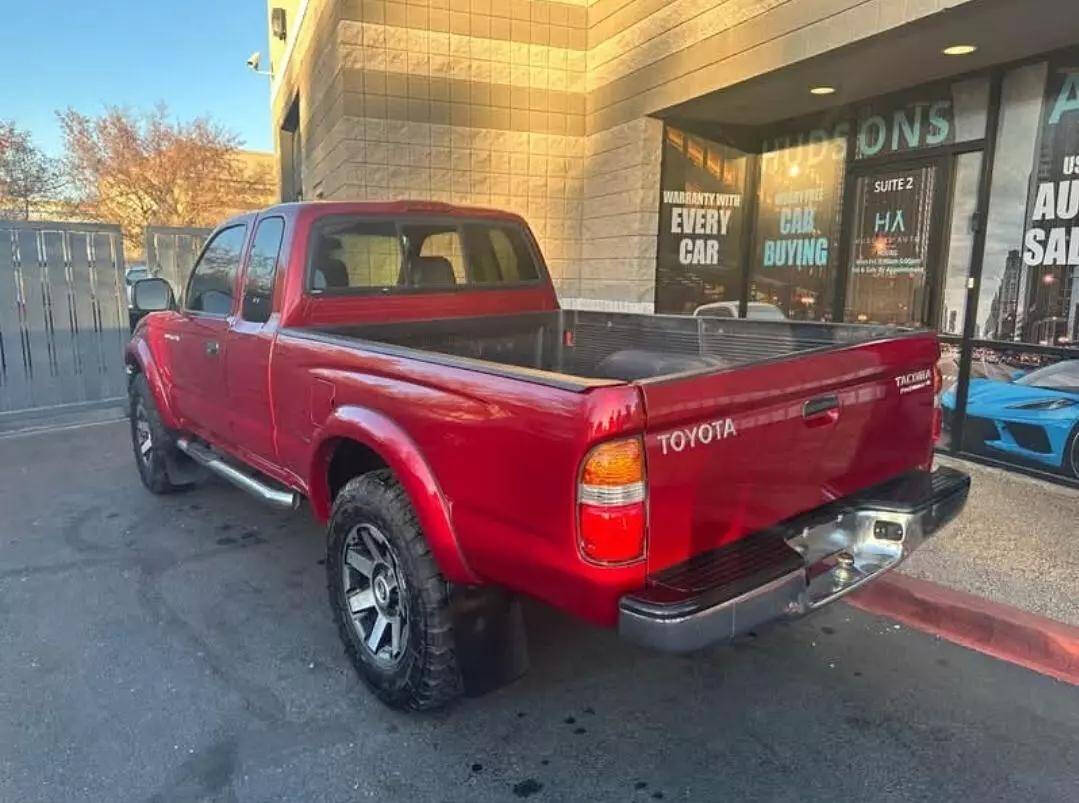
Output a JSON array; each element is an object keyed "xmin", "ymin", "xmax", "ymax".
[{"xmin": 844, "ymin": 158, "xmax": 950, "ymax": 326}]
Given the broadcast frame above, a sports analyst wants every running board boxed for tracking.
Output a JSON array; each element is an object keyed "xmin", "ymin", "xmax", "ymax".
[{"xmin": 176, "ymin": 437, "xmax": 301, "ymax": 510}]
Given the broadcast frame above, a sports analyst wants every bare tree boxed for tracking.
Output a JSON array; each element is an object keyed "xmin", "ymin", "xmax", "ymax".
[
  {"xmin": 58, "ymin": 104, "xmax": 275, "ymax": 251},
  {"xmin": 0, "ymin": 121, "xmax": 66, "ymax": 220}
]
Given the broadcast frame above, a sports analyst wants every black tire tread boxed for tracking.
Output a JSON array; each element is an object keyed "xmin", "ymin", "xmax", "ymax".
[
  {"xmin": 1065, "ymin": 424, "xmax": 1079, "ymax": 479},
  {"xmin": 129, "ymin": 373, "xmax": 187, "ymax": 494},
  {"xmin": 327, "ymin": 470, "xmax": 462, "ymax": 710}
]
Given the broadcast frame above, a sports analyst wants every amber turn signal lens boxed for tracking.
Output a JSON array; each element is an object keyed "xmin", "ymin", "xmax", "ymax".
[
  {"xmin": 581, "ymin": 438, "xmax": 643, "ymax": 487},
  {"xmin": 578, "ymin": 437, "xmax": 646, "ymax": 564}
]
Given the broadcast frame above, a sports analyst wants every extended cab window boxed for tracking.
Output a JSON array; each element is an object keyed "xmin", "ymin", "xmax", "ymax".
[
  {"xmin": 463, "ymin": 224, "xmax": 540, "ymax": 283},
  {"xmin": 243, "ymin": 217, "xmax": 285, "ymax": 323},
  {"xmin": 308, "ymin": 217, "xmax": 541, "ymax": 293},
  {"xmin": 311, "ymin": 220, "xmax": 402, "ymax": 291},
  {"xmin": 186, "ymin": 224, "xmax": 247, "ymax": 315}
]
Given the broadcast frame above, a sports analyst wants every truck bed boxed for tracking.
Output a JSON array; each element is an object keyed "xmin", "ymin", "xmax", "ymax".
[{"xmin": 299, "ymin": 310, "xmax": 908, "ymax": 387}]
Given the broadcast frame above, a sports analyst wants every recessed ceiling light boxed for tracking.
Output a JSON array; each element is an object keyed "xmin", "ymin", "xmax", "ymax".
[
  {"xmin": 809, "ymin": 85, "xmax": 836, "ymax": 96},
  {"xmin": 942, "ymin": 44, "xmax": 977, "ymax": 56}
]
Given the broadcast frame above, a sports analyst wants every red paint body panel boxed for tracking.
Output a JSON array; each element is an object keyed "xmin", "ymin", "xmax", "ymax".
[
  {"xmin": 638, "ymin": 334, "xmax": 939, "ymax": 575},
  {"xmin": 126, "ymin": 201, "xmax": 940, "ymax": 628}
]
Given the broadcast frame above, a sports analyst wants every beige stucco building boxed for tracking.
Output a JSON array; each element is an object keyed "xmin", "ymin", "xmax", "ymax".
[{"xmin": 266, "ymin": 0, "xmax": 1079, "ymax": 318}]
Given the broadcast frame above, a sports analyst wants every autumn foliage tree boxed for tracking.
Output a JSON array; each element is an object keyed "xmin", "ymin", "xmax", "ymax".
[
  {"xmin": 58, "ymin": 104, "xmax": 274, "ymax": 251},
  {"xmin": 0, "ymin": 121, "xmax": 66, "ymax": 220}
]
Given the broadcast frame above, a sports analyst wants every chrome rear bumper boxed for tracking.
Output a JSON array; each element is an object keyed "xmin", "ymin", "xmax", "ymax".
[{"xmin": 618, "ymin": 467, "xmax": 970, "ymax": 652}]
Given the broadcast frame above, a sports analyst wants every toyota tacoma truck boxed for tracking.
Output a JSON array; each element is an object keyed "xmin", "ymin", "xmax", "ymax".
[{"xmin": 126, "ymin": 201, "xmax": 970, "ymax": 710}]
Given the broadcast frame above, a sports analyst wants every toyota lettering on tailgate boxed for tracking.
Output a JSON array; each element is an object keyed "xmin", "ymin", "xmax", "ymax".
[{"xmin": 657, "ymin": 418, "xmax": 738, "ymax": 455}]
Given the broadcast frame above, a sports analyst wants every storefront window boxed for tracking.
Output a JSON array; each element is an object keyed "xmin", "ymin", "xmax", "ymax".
[
  {"xmin": 854, "ymin": 77, "xmax": 989, "ymax": 160},
  {"xmin": 655, "ymin": 126, "xmax": 749, "ymax": 314},
  {"xmin": 845, "ymin": 163, "xmax": 940, "ymax": 325},
  {"xmin": 979, "ymin": 59, "xmax": 1079, "ymax": 347},
  {"xmin": 751, "ymin": 124, "xmax": 847, "ymax": 320},
  {"xmin": 939, "ymin": 151, "xmax": 984, "ymax": 334},
  {"xmin": 978, "ymin": 62, "xmax": 1049, "ymax": 342},
  {"xmin": 942, "ymin": 343, "xmax": 1079, "ymax": 479}
]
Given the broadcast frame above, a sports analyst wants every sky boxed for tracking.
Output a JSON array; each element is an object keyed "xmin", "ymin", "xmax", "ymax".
[{"xmin": 0, "ymin": 0, "xmax": 272, "ymax": 157}]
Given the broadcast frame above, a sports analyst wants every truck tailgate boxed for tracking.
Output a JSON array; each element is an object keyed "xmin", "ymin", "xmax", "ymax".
[{"xmin": 639, "ymin": 332, "xmax": 939, "ymax": 574}]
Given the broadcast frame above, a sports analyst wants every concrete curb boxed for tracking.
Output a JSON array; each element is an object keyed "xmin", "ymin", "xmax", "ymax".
[{"xmin": 847, "ymin": 572, "xmax": 1079, "ymax": 686}]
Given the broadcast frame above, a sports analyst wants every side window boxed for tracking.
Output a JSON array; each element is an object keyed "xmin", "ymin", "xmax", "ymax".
[
  {"xmin": 310, "ymin": 220, "xmax": 402, "ymax": 290},
  {"xmin": 242, "ymin": 217, "xmax": 285, "ymax": 323},
  {"xmin": 186, "ymin": 225, "xmax": 247, "ymax": 315},
  {"xmin": 463, "ymin": 224, "xmax": 540, "ymax": 283},
  {"xmin": 402, "ymin": 225, "xmax": 466, "ymax": 287}
]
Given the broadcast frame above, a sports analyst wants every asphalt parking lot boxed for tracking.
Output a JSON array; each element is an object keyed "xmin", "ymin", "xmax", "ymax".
[{"xmin": 2, "ymin": 419, "xmax": 1078, "ymax": 802}]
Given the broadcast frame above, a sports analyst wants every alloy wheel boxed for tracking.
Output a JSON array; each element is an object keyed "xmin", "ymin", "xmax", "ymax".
[
  {"xmin": 135, "ymin": 401, "xmax": 153, "ymax": 467},
  {"xmin": 341, "ymin": 523, "xmax": 409, "ymax": 665}
]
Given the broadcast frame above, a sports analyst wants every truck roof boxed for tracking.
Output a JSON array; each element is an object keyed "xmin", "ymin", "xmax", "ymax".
[{"xmin": 235, "ymin": 200, "xmax": 528, "ymax": 227}]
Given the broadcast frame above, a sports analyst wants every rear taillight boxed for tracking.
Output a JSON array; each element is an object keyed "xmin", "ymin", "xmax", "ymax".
[
  {"xmin": 932, "ymin": 362, "xmax": 943, "ymax": 442},
  {"xmin": 578, "ymin": 437, "xmax": 646, "ymax": 564}
]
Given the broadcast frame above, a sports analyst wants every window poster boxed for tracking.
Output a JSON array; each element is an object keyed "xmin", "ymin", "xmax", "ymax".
[
  {"xmin": 1021, "ymin": 62, "xmax": 1079, "ymax": 344},
  {"xmin": 655, "ymin": 126, "xmax": 748, "ymax": 314},
  {"xmin": 850, "ymin": 165, "xmax": 936, "ymax": 275},
  {"xmin": 753, "ymin": 126, "xmax": 847, "ymax": 320}
]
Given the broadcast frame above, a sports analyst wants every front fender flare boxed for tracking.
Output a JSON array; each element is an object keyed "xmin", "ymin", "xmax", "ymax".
[
  {"xmin": 126, "ymin": 337, "xmax": 180, "ymax": 431},
  {"xmin": 309, "ymin": 405, "xmax": 479, "ymax": 584}
]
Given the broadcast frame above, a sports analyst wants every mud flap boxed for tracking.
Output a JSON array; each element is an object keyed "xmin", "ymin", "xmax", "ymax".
[
  {"xmin": 450, "ymin": 586, "xmax": 530, "ymax": 697},
  {"xmin": 164, "ymin": 448, "xmax": 209, "ymax": 486}
]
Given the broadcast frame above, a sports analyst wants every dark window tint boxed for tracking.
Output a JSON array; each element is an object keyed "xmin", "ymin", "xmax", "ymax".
[
  {"xmin": 186, "ymin": 225, "xmax": 247, "ymax": 314},
  {"xmin": 1016, "ymin": 360, "xmax": 1079, "ymax": 392},
  {"xmin": 310, "ymin": 220, "xmax": 401, "ymax": 290},
  {"xmin": 463, "ymin": 224, "xmax": 540, "ymax": 283},
  {"xmin": 243, "ymin": 217, "xmax": 285, "ymax": 323}
]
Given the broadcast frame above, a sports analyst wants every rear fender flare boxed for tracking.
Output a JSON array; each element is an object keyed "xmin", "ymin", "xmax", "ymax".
[{"xmin": 310, "ymin": 405, "xmax": 479, "ymax": 584}]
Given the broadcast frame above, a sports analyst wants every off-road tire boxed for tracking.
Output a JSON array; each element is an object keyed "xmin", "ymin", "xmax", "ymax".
[
  {"xmin": 327, "ymin": 470, "xmax": 463, "ymax": 710},
  {"xmin": 129, "ymin": 373, "xmax": 187, "ymax": 494}
]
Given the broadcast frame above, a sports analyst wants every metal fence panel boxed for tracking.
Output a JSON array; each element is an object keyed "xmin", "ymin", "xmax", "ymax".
[
  {"xmin": 145, "ymin": 225, "xmax": 210, "ymax": 299},
  {"xmin": 0, "ymin": 221, "xmax": 128, "ymax": 415}
]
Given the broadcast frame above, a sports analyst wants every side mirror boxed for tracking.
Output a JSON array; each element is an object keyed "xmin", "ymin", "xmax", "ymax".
[
  {"xmin": 132, "ymin": 277, "xmax": 174, "ymax": 312},
  {"xmin": 1010, "ymin": 369, "xmax": 1027, "ymax": 381}
]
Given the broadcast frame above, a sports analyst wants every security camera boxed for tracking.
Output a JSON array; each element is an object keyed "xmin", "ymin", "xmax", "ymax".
[{"xmin": 246, "ymin": 51, "xmax": 262, "ymax": 71}]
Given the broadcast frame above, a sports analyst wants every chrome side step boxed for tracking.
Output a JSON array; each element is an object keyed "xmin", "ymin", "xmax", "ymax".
[{"xmin": 176, "ymin": 437, "xmax": 301, "ymax": 510}]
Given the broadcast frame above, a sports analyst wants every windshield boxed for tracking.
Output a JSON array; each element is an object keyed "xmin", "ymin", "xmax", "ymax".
[{"xmin": 1015, "ymin": 360, "xmax": 1079, "ymax": 393}]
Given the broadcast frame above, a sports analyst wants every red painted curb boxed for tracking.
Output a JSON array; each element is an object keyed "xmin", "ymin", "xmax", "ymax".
[{"xmin": 846, "ymin": 572, "xmax": 1079, "ymax": 686}]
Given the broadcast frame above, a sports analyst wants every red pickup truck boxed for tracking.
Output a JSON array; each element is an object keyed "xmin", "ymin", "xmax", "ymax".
[{"xmin": 127, "ymin": 201, "xmax": 969, "ymax": 710}]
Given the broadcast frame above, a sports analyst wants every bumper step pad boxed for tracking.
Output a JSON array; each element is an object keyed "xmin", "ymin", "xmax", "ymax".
[{"xmin": 619, "ymin": 467, "xmax": 971, "ymax": 652}]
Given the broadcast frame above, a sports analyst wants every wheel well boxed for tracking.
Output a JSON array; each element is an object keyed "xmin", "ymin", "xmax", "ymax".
[{"xmin": 328, "ymin": 438, "xmax": 389, "ymax": 501}]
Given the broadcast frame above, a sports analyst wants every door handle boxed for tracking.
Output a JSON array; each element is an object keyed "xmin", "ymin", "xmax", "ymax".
[
  {"xmin": 205, "ymin": 340, "xmax": 220, "ymax": 357},
  {"xmin": 803, "ymin": 394, "xmax": 839, "ymax": 427}
]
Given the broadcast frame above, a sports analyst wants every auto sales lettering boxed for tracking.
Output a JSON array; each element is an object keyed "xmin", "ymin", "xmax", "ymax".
[
  {"xmin": 1023, "ymin": 71, "xmax": 1079, "ymax": 268},
  {"xmin": 663, "ymin": 190, "xmax": 741, "ymax": 266}
]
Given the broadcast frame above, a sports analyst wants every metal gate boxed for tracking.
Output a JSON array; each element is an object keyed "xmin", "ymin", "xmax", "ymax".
[
  {"xmin": 0, "ymin": 221, "xmax": 130, "ymax": 416},
  {"xmin": 145, "ymin": 225, "xmax": 210, "ymax": 298}
]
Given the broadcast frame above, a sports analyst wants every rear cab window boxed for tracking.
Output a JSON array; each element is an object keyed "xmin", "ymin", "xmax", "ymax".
[{"xmin": 306, "ymin": 215, "xmax": 542, "ymax": 294}]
